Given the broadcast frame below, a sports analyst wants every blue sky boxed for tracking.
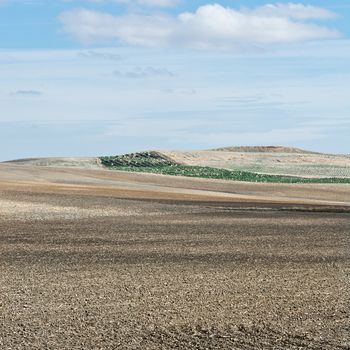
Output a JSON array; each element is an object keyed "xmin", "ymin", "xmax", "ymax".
[{"xmin": 0, "ymin": 0, "xmax": 350, "ymax": 160}]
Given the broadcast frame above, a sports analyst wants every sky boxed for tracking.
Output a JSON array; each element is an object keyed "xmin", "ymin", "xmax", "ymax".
[{"xmin": 0, "ymin": 0, "xmax": 350, "ymax": 160}]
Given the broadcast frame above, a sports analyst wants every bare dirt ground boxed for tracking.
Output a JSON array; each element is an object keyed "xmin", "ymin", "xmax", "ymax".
[{"xmin": 0, "ymin": 163, "xmax": 349, "ymax": 349}]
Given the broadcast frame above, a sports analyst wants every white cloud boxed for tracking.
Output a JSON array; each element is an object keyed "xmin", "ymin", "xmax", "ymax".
[
  {"xmin": 112, "ymin": 66, "xmax": 174, "ymax": 78},
  {"xmin": 78, "ymin": 50, "xmax": 122, "ymax": 60},
  {"xmin": 11, "ymin": 90, "xmax": 42, "ymax": 96},
  {"xmin": 60, "ymin": 3, "xmax": 340, "ymax": 49},
  {"xmin": 60, "ymin": 10, "xmax": 176, "ymax": 46},
  {"xmin": 137, "ymin": 0, "xmax": 178, "ymax": 6},
  {"xmin": 252, "ymin": 3, "xmax": 336, "ymax": 20}
]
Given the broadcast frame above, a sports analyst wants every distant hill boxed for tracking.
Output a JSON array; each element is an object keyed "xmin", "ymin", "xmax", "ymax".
[
  {"xmin": 159, "ymin": 148, "xmax": 350, "ymax": 179},
  {"xmin": 3, "ymin": 147, "xmax": 350, "ymax": 179},
  {"xmin": 211, "ymin": 146, "xmax": 320, "ymax": 154},
  {"xmin": 3, "ymin": 157, "xmax": 101, "ymax": 169}
]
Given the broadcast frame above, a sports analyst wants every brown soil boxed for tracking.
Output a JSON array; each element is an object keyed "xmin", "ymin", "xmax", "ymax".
[{"xmin": 0, "ymin": 164, "xmax": 349, "ymax": 349}]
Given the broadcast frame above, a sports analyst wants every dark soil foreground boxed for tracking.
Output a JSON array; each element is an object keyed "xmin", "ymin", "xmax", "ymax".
[{"xmin": 0, "ymin": 189, "xmax": 349, "ymax": 349}]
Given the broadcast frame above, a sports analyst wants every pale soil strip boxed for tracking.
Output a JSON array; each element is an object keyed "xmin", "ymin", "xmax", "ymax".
[
  {"xmin": 0, "ymin": 164, "xmax": 349, "ymax": 206},
  {"xmin": 0, "ymin": 179, "xmax": 349, "ymax": 207},
  {"xmin": 0, "ymin": 198, "xmax": 143, "ymax": 221}
]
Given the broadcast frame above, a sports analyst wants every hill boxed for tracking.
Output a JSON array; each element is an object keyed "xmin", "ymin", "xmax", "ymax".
[
  {"xmin": 3, "ymin": 157, "xmax": 101, "ymax": 169},
  {"xmin": 159, "ymin": 148, "xmax": 350, "ymax": 179},
  {"xmin": 3, "ymin": 147, "xmax": 350, "ymax": 181},
  {"xmin": 211, "ymin": 146, "xmax": 319, "ymax": 153}
]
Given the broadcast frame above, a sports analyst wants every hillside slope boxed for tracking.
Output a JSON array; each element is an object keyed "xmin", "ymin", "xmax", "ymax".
[
  {"xmin": 3, "ymin": 147, "xmax": 350, "ymax": 179},
  {"xmin": 3, "ymin": 157, "xmax": 101, "ymax": 169},
  {"xmin": 160, "ymin": 147, "xmax": 350, "ymax": 178},
  {"xmin": 211, "ymin": 146, "xmax": 319, "ymax": 153}
]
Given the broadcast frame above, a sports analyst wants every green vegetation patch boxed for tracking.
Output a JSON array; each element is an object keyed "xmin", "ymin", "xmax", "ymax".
[
  {"xmin": 100, "ymin": 154, "xmax": 350, "ymax": 184},
  {"xmin": 100, "ymin": 151, "xmax": 176, "ymax": 167}
]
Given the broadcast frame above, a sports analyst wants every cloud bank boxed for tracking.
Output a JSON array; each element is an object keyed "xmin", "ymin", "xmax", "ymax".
[
  {"xmin": 12, "ymin": 90, "xmax": 42, "ymax": 96},
  {"xmin": 60, "ymin": 3, "xmax": 340, "ymax": 49},
  {"xmin": 112, "ymin": 66, "xmax": 174, "ymax": 78}
]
